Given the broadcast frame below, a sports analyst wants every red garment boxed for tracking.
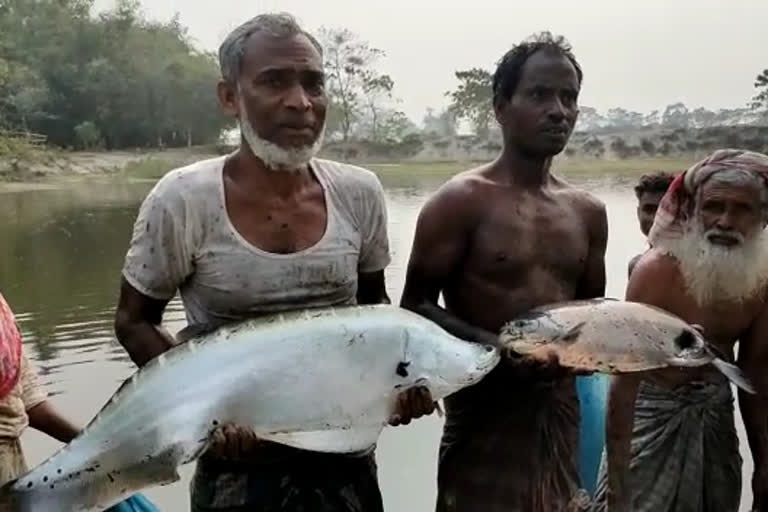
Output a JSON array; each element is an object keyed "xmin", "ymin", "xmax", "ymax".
[
  {"xmin": 0, "ymin": 292, "xmax": 23, "ymax": 400},
  {"xmin": 648, "ymin": 149, "xmax": 768, "ymax": 248}
]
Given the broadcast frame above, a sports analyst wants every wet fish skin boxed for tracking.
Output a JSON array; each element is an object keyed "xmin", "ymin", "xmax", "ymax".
[
  {"xmin": 0, "ymin": 305, "xmax": 500, "ymax": 512},
  {"xmin": 499, "ymin": 298, "xmax": 755, "ymax": 393}
]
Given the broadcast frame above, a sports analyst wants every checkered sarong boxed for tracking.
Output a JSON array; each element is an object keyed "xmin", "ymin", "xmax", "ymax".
[
  {"xmin": 435, "ymin": 366, "xmax": 586, "ymax": 512},
  {"xmin": 591, "ymin": 378, "xmax": 742, "ymax": 512},
  {"xmin": 190, "ymin": 445, "xmax": 383, "ymax": 512}
]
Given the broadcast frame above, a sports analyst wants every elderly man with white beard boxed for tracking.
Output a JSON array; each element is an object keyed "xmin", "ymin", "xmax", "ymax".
[
  {"xmin": 112, "ymin": 12, "xmax": 434, "ymax": 512},
  {"xmin": 593, "ymin": 149, "xmax": 768, "ymax": 512}
]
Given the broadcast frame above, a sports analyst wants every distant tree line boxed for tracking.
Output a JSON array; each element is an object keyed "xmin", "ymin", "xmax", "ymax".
[
  {"xmin": 2, "ymin": 0, "xmax": 766, "ymax": 155},
  {"xmin": 0, "ymin": 0, "xmax": 231, "ymax": 150},
  {"xmin": 444, "ymin": 66, "xmax": 768, "ymax": 138}
]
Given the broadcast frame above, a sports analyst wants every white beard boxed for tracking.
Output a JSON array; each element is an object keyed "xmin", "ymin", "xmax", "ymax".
[
  {"xmin": 662, "ymin": 223, "xmax": 768, "ymax": 306},
  {"xmin": 238, "ymin": 97, "xmax": 325, "ymax": 173}
]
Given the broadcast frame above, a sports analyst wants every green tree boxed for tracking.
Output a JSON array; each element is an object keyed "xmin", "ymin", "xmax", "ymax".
[
  {"xmin": 318, "ymin": 27, "xmax": 392, "ymax": 142},
  {"xmin": 362, "ymin": 73, "xmax": 394, "ymax": 143},
  {"xmin": 0, "ymin": 0, "xmax": 231, "ymax": 148},
  {"xmin": 446, "ymin": 68, "xmax": 493, "ymax": 137}
]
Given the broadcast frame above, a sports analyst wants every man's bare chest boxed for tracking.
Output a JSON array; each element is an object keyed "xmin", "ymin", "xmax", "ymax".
[
  {"xmin": 677, "ymin": 300, "xmax": 758, "ymax": 344},
  {"xmin": 469, "ymin": 200, "xmax": 590, "ymax": 278}
]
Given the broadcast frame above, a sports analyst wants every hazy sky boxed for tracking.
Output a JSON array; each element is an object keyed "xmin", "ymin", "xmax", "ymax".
[{"xmin": 93, "ymin": 0, "xmax": 767, "ymax": 124}]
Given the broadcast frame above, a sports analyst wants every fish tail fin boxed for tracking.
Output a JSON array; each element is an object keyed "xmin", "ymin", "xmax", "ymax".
[
  {"xmin": 711, "ymin": 357, "xmax": 756, "ymax": 394},
  {"xmin": 555, "ymin": 322, "xmax": 585, "ymax": 344}
]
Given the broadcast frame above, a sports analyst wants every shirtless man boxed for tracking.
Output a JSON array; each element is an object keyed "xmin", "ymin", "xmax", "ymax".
[
  {"xmin": 595, "ymin": 149, "xmax": 768, "ymax": 512},
  {"xmin": 400, "ymin": 32, "xmax": 608, "ymax": 512},
  {"xmin": 627, "ymin": 171, "xmax": 674, "ymax": 277},
  {"xmin": 113, "ymin": 13, "xmax": 430, "ymax": 512}
]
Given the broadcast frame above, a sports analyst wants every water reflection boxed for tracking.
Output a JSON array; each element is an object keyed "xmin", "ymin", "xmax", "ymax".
[{"xmin": 0, "ymin": 171, "xmax": 753, "ymax": 510}]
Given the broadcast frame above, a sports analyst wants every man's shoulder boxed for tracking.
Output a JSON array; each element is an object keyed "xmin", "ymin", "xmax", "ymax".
[
  {"xmin": 312, "ymin": 158, "xmax": 383, "ymax": 194},
  {"xmin": 631, "ymin": 248, "xmax": 680, "ymax": 281},
  {"xmin": 553, "ymin": 178, "xmax": 606, "ymax": 215},
  {"xmin": 149, "ymin": 155, "xmax": 226, "ymax": 203},
  {"xmin": 432, "ymin": 166, "xmax": 492, "ymax": 202}
]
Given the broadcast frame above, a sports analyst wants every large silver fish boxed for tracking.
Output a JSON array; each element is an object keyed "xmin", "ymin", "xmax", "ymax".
[
  {"xmin": 499, "ymin": 298, "xmax": 754, "ymax": 393},
  {"xmin": 0, "ymin": 305, "xmax": 499, "ymax": 512}
]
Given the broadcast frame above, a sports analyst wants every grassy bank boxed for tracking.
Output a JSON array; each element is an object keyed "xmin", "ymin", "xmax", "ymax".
[
  {"xmin": 365, "ymin": 156, "xmax": 696, "ymax": 181},
  {"xmin": 2, "ymin": 138, "xmax": 697, "ymax": 186}
]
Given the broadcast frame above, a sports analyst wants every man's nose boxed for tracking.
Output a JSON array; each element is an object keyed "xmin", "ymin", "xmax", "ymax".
[
  {"xmin": 547, "ymin": 98, "xmax": 567, "ymax": 121},
  {"xmin": 283, "ymin": 83, "xmax": 311, "ymax": 111},
  {"xmin": 715, "ymin": 210, "xmax": 735, "ymax": 230}
]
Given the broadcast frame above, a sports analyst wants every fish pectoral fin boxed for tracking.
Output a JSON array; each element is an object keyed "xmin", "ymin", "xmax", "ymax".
[
  {"xmin": 258, "ymin": 426, "xmax": 382, "ymax": 454},
  {"xmin": 555, "ymin": 322, "xmax": 585, "ymax": 343},
  {"xmin": 711, "ymin": 357, "xmax": 756, "ymax": 394}
]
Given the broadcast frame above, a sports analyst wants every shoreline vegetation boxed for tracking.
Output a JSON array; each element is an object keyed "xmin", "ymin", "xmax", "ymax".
[{"xmin": 0, "ymin": 139, "xmax": 699, "ymax": 189}]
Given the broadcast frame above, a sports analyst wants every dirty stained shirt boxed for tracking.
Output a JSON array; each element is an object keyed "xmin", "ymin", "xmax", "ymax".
[
  {"xmin": 121, "ymin": 155, "xmax": 391, "ymax": 328},
  {"xmin": 121, "ymin": 156, "xmax": 392, "ymax": 510}
]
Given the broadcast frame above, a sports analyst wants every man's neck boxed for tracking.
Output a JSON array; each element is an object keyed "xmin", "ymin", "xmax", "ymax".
[
  {"xmin": 495, "ymin": 146, "xmax": 553, "ymax": 188},
  {"xmin": 228, "ymin": 145, "xmax": 314, "ymax": 199}
]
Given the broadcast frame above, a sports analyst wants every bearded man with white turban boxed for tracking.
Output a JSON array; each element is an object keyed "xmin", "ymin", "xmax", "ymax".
[
  {"xmin": 112, "ymin": 12, "xmax": 434, "ymax": 512},
  {"xmin": 592, "ymin": 149, "xmax": 768, "ymax": 512}
]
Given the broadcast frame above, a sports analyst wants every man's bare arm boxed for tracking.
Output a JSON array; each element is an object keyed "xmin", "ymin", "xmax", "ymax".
[
  {"xmin": 576, "ymin": 199, "xmax": 608, "ymax": 300},
  {"xmin": 357, "ymin": 270, "xmax": 391, "ymax": 305},
  {"xmin": 739, "ymin": 302, "xmax": 768, "ymax": 511},
  {"xmin": 399, "ymin": 181, "xmax": 497, "ymax": 347},
  {"xmin": 605, "ymin": 256, "xmax": 666, "ymax": 509},
  {"xmin": 113, "ymin": 277, "xmax": 176, "ymax": 368},
  {"xmin": 27, "ymin": 401, "xmax": 81, "ymax": 443}
]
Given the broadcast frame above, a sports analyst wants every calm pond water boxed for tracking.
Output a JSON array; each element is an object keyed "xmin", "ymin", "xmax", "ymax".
[{"xmin": 0, "ymin": 167, "xmax": 755, "ymax": 511}]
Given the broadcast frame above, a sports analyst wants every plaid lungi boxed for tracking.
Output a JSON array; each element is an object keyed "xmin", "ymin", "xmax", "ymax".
[
  {"xmin": 591, "ymin": 378, "xmax": 742, "ymax": 512},
  {"xmin": 190, "ymin": 443, "xmax": 383, "ymax": 512},
  {"xmin": 436, "ymin": 366, "xmax": 586, "ymax": 512}
]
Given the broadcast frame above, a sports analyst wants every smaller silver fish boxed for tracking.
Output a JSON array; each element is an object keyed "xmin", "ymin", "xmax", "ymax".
[{"xmin": 499, "ymin": 298, "xmax": 755, "ymax": 393}]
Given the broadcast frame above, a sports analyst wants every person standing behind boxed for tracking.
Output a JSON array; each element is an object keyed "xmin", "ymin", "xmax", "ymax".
[{"xmin": 627, "ymin": 171, "xmax": 675, "ymax": 277}]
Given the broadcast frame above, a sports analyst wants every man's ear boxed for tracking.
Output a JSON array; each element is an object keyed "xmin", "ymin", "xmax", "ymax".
[{"xmin": 217, "ymin": 80, "xmax": 239, "ymax": 119}]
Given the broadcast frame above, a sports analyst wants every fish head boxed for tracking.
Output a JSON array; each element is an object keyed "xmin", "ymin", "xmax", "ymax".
[
  {"xmin": 665, "ymin": 326, "xmax": 710, "ymax": 366},
  {"xmin": 499, "ymin": 311, "xmax": 566, "ymax": 354},
  {"xmin": 394, "ymin": 331, "xmax": 500, "ymax": 400}
]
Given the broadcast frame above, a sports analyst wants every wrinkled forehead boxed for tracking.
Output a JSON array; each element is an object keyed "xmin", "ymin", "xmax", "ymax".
[
  {"xmin": 241, "ymin": 32, "xmax": 323, "ymax": 77},
  {"xmin": 696, "ymin": 169, "xmax": 768, "ymax": 207}
]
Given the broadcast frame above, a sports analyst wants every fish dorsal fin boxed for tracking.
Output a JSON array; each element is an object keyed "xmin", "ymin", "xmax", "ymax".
[{"xmin": 555, "ymin": 322, "xmax": 585, "ymax": 343}]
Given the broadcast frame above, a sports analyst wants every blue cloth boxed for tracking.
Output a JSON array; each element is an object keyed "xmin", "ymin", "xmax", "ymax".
[
  {"xmin": 107, "ymin": 493, "xmax": 160, "ymax": 511},
  {"xmin": 576, "ymin": 374, "xmax": 609, "ymax": 497}
]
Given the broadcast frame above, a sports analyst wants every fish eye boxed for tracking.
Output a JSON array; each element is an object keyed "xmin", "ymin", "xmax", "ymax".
[{"xmin": 674, "ymin": 330, "xmax": 697, "ymax": 351}]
